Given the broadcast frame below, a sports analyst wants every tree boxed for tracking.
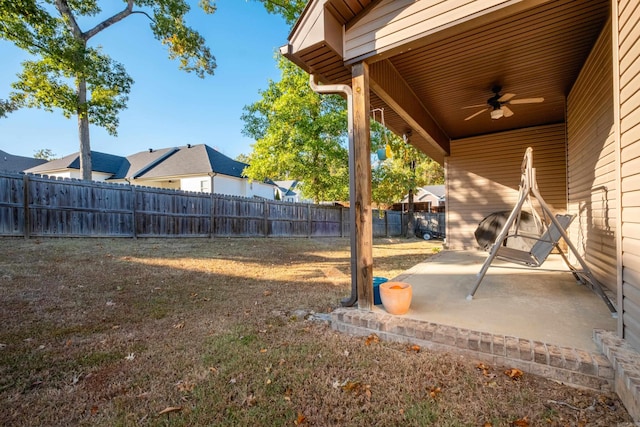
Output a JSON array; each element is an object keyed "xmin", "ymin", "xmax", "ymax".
[
  {"xmin": 241, "ymin": 55, "xmax": 349, "ymax": 204},
  {"xmin": 33, "ymin": 148, "xmax": 57, "ymax": 160},
  {"xmin": 235, "ymin": 153, "xmax": 251, "ymax": 164},
  {"xmin": 258, "ymin": 0, "xmax": 307, "ymax": 25},
  {"xmin": 1, "ymin": 0, "xmax": 216, "ymax": 180},
  {"xmin": 0, "ymin": 98, "xmax": 19, "ymax": 118},
  {"xmin": 371, "ymin": 130, "xmax": 444, "ymax": 237}
]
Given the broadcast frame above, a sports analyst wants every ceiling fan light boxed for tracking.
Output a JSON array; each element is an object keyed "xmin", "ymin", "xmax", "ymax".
[{"xmin": 490, "ymin": 108, "xmax": 504, "ymax": 120}]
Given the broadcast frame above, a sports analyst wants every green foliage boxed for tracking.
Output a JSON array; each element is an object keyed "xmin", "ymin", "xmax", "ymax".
[
  {"xmin": 258, "ymin": 0, "xmax": 306, "ymax": 26},
  {"xmin": 0, "ymin": 98, "xmax": 19, "ymax": 118},
  {"xmin": 33, "ymin": 148, "xmax": 57, "ymax": 160},
  {"xmin": 0, "ymin": 0, "xmax": 216, "ymax": 178},
  {"xmin": 371, "ymin": 130, "xmax": 444, "ymax": 208},
  {"xmin": 241, "ymin": 55, "xmax": 349, "ymax": 203}
]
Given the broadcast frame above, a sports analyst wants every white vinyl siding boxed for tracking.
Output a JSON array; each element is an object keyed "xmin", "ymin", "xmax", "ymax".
[
  {"xmin": 446, "ymin": 124, "xmax": 567, "ymax": 249},
  {"xmin": 617, "ymin": 0, "xmax": 640, "ymax": 350},
  {"xmin": 566, "ymin": 19, "xmax": 617, "ymax": 294}
]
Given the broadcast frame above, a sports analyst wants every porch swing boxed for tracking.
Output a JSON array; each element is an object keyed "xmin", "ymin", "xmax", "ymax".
[{"xmin": 466, "ymin": 147, "xmax": 618, "ymax": 317}]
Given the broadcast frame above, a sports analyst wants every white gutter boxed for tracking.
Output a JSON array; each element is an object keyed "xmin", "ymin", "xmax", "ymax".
[{"xmin": 308, "ymin": 74, "xmax": 357, "ymax": 307}]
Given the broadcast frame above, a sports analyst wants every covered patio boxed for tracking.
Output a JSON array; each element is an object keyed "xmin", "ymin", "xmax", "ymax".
[
  {"xmin": 332, "ymin": 250, "xmax": 619, "ymax": 391},
  {"xmin": 284, "ymin": 0, "xmax": 640, "ymax": 419}
]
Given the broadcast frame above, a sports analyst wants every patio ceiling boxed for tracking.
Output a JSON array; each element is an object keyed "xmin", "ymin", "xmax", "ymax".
[{"xmin": 287, "ymin": 0, "xmax": 610, "ymax": 163}]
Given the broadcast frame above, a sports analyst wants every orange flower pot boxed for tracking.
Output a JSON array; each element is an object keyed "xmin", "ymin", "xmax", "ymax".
[{"xmin": 379, "ymin": 281, "xmax": 412, "ymax": 315}]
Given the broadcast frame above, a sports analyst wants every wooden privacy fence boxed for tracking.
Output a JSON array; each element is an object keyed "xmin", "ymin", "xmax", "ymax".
[{"xmin": 0, "ymin": 172, "xmax": 444, "ymax": 239}]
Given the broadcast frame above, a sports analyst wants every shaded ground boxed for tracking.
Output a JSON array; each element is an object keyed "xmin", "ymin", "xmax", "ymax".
[{"xmin": 0, "ymin": 237, "xmax": 632, "ymax": 426}]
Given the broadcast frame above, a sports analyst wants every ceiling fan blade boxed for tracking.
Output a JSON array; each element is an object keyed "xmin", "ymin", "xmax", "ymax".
[
  {"xmin": 464, "ymin": 108, "xmax": 488, "ymax": 121},
  {"xmin": 509, "ymin": 97, "xmax": 544, "ymax": 104},
  {"xmin": 462, "ymin": 103, "xmax": 488, "ymax": 109},
  {"xmin": 498, "ymin": 93, "xmax": 516, "ymax": 102},
  {"xmin": 502, "ymin": 105, "xmax": 514, "ymax": 117}
]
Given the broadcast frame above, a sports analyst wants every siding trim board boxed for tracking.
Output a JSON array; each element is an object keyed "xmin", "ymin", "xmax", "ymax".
[{"xmin": 617, "ymin": 0, "xmax": 640, "ymax": 352}]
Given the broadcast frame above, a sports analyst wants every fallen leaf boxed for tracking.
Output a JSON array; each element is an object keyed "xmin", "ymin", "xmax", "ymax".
[
  {"xmin": 176, "ymin": 381, "xmax": 195, "ymax": 393},
  {"xmin": 341, "ymin": 380, "xmax": 360, "ymax": 392},
  {"xmin": 173, "ymin": 322, "xmax": 185, "ymax": 329},
  {"xmin": 482, "ymin": 423, "xmax": 493, "ymax": 427},
  {"xmin": 158, "ymin": 406, "xmax": 182, "ymax": 415},
  {"xmin": 408, "ymin": 344, "xmax": 421, "ymax": 353},
  {"xmin": 263, "ymin": 290, "xmax": 272, "ymax": 296},
  {"xmin": 125, "ymin": 352, "xmax": 135, "ymax": 361},
  {"xmin": 505, "ymin": 368, "xmax": 524, "ymax": 380},
  {"xmin": 429, "ymin": 386, "xmax": 442, "ymax": 398},
  {"xmin": 365, "ymin": 334, "xmax": 380, "ymax": 346},
  {"xmin": 294, "ymin": 412, "xmax": 307, "ymax": 425},
  {"xmin": 208, "ymin": 367, "xmax": 218, "ymax": 374},
  {"xmin": 260, "ymin": 348, "xmax": 267, "ymax": 353},
  {"xmin": 90, "ymin": 406, "xmax": 98, "ymax": 415},
  {"xmin": 510, "ymin": 417, "xmax": 529, "ymax": 426}
]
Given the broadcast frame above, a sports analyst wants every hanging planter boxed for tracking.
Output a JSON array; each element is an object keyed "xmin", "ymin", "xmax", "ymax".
[{"xmin": 379, "ymin": 281, "xmax": 412, "ymax": 315}]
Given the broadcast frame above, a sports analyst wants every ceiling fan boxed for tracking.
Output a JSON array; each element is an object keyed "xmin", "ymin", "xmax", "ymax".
[{"xmin": 463, "ymin": 86, "xmax": 544, "ymax": 121}]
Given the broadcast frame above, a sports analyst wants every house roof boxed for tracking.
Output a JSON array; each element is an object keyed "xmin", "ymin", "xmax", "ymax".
[
  {"xmin": 283, "ymin": 0, "xmax": 610, "ymax": 164},
  {"xmin": 0, "ymin": 150, "xmax": 47, "ymax": 173},
  {"xmin": 401, "ymin": 185, "xmax": 446, "ymax": 203},
  {"xmin": 274, "ymin": 180, "xmax": 300, "ymax": 197},
  {"xmin": 23, "ymin": 144, "xmax": 250, "ymax": 181},
  {"xmin": 25, "ymin": 151, "xmax": 126, "ymax": 175},
  {"xmin": 121, "ymin": 144, "xmax": 248, "ymax": 180}
]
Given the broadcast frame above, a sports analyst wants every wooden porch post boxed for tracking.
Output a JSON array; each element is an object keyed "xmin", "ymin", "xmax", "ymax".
[{"xmin": 352, "ymin": 62, "xmax": 374, "ymax": 310}]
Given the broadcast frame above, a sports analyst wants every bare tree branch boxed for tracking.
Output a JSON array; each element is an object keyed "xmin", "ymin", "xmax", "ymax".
[
  {"xmin": 83, "ymin": 0, "xmax": 135, "ymax": 41},
  {"xmin": 54, "ymin": 0, "xmax": 83, "ymax": 39}
]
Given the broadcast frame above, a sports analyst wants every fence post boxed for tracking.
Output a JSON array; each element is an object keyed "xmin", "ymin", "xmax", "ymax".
[
  {"xmin": 264, "ymin": 199, "xmax": 269, "ymax": 237},
  {"xmin": 210, "ymin": 194, "xmax": 216, "ymax": 238},
  {"xmin": 131, "ymin": 185, "xmax": 137, "ymax": 239},
  {"xmin": 23, "ymin": 174, "xmax": 30, "ymax": 239},
  {"xmin": 307, "ymin": 204, "xmax": 312, "ymax": 237},
  {"xmin": 340, "ymin": 207, "xmax": 344, "ymax": 238},
  {"xmin": 209, "ymin": 193, "xmax": 216, "ymax": 239},
  {"xmin": 385, "ymin": 210, "xmax": 389, "ymax": 237}
]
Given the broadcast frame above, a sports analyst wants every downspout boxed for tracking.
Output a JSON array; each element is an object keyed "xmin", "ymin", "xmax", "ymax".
[{"xmin": 309, "ymin": 74, "xmax": 357, "ymax": 307}]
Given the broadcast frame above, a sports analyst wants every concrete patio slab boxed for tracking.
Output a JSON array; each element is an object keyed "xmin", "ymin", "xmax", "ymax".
[
  {"xmin": 329, "ymin": 250, "xmax": 625, "ymax": 391},
  {"xmin": 384, "ymin": 250, "xmax": 617, "ymax": 352}
]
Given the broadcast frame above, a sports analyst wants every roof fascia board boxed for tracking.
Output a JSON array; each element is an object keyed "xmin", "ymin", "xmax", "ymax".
[{"xmin": 288, "ymin": 0, "xmax": 338, "ymax": 54}]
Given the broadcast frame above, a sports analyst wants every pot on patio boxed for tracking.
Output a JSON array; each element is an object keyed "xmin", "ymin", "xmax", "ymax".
[{"xmin": 379, "ymin": 281, "xmax": 412, "ymax": 315}]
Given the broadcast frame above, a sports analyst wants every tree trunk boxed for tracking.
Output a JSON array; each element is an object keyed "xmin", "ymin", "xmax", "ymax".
[
  {"xmin": 77, "ymin": 77, "xmax": 92, "ymax": 181},
  {"xmin": 405, "ymin": 159, "xmax": 416, "ymax": 238},
  {"xmin": 406, "ymin": 187, "xmax": 415, "ymax": 238}
]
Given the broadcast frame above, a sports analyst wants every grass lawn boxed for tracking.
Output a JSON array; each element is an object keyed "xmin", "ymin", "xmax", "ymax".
[{"xmin": 0, "ymin": 237, "xmax": 632, "ymax": 426}]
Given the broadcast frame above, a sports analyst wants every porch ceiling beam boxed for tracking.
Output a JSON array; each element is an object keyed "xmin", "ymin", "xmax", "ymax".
[{"xmin": 369, "ymin": 60, "xmax": 450, "ymax": 155}]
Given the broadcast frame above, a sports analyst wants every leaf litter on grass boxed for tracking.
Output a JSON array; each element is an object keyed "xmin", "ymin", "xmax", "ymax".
[{"xmin": 0, "ymin": 237, "xmax": 633, "ymax": 426}]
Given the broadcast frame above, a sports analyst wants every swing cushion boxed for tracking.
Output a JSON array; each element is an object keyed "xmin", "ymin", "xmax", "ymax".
[{"xmin": 496, "ymin": 214, "xmax": 575, "ymax": 267}]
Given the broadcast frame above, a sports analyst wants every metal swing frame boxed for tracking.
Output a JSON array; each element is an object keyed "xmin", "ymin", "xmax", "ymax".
[{"xmin": 466, "ymin": 147, "xmax": 618, "ymax": 318}]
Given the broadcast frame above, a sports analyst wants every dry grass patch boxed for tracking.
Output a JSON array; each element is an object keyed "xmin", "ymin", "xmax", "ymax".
[{"xmin": 0, "ymin": 237, "xmax": 631, "ymax": 426}]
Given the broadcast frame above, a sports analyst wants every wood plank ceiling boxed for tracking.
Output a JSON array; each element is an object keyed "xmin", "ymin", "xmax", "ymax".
[{"xmin": 294, "ymin": 0, "xmax": 610, "ymax": 158}]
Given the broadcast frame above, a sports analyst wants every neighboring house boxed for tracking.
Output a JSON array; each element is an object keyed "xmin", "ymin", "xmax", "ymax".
[
  {"xmin": 25, "ymin": 151, "xmax": 126, "ymax": 181},
  {"xmin": 0, "ymin": 150, "xmax": 47, "ymax": 173},
  {"xmin": 274, "ymin": 180, "xmax": 313, "ymax": 203},
  {"xmin": 282, "ymin": 0, "xmax": 640, "ymax": 416},
  {"xmin": 398, "ymin": 185, "xmax": 445, "ymax": 212},
  {"xmin": 25, "ymin": 144, "xmax": 275, "ymax": 199}
]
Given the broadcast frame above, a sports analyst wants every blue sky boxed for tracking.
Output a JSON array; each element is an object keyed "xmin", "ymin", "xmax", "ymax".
[{"xmin": 0, "ymin": 0, "xmax": 291, "ymax": 160}]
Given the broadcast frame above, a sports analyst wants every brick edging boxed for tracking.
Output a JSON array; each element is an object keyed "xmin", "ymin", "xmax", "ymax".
[
  {"xmin": 332, "ymin": 307, "xmax": 613, "ymax": 392},
  {"xmin": 595, "ymin": 330, "xmax": 640, "ymax": 420}
]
